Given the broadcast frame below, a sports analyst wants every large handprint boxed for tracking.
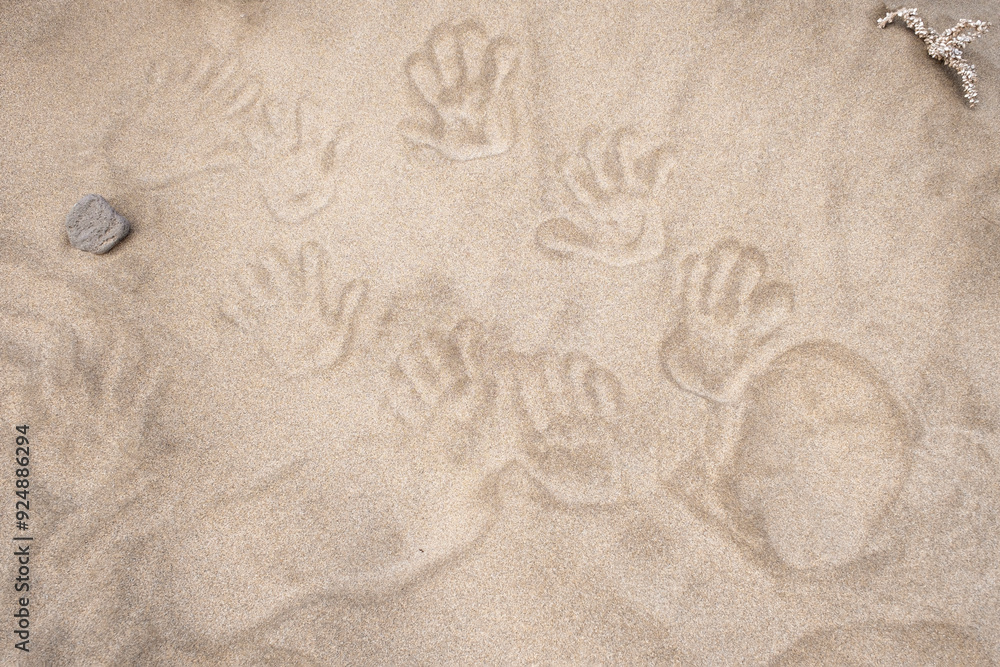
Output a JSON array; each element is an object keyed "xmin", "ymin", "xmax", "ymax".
[
  {"xmin": 1, "ymin": 279, "xmax": 161, "ymax": 509},
  {"xmin": 536, "ymin": 126, "xmax": 673, "ymax": 267},
  {"xmin": 222, "ymin": 242, "xmax": 367, "ymax": 379},
  {"xmin": 513, "ymin": 351, "xmax": 628, "ymax": 505},
  {"xmin": 403, "ymin": 21, "xmax": 519, "ymax": 161},
  {"xmin": 245, "ymin": 96, "xmax": 350, "ymax": 225},
  {"xmin": 103, "ymin": 47, "xmax": 262, "ymax": 189},
  {"xmin": 661, "ymin": 240, "xmax": 793, "ymax": 403}
]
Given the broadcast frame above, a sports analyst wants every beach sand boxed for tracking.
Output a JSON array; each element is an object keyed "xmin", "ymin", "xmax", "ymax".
[{"xmin": 1, "ymin": 0, "xmax": 999, "ymax": 663}]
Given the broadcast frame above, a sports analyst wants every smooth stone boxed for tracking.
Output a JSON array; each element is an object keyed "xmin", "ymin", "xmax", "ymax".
[{"xmin": 66, "ymin": 194, "xmax": 131, "ymax": 254}]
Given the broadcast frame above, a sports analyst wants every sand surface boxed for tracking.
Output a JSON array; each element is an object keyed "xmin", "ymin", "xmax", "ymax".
[{"xmin": 1, "ymin": 0, "xmax": 1000, "ymax": 664}]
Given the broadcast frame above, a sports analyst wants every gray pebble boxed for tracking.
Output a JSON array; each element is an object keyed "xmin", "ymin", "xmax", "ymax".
[{"xmin": 66, "ymin": 194, "xmax": 131, "ymax": 254}]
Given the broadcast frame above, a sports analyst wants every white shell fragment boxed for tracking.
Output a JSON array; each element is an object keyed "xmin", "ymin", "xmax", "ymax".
[{"xmin": 66, "ymin": 194, "xmax": 131, "ymax": 254}]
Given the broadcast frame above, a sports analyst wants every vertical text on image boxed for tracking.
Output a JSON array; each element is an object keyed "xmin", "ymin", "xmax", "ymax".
[{"xmin": 13, "ymin": 424, "xmax": 32, "ymax": 653}]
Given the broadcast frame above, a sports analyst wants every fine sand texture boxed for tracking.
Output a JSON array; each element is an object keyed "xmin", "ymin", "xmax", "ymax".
[{"xmin": 2, "ymin": 0, "xmax": 1000, "ymax": 664}]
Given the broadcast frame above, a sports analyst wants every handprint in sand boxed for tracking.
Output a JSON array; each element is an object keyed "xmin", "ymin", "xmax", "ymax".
[
  {"xmin": 246, "ymin": 96, "xmax": 350, "ymax": 225},
  {"xmin": 536, "ymin": 126, "xmax": 673, "ymax": 267},
  {"xmin": 660, "ymin": 240, "xmax": 793, "ymax": 403},
  {"xmin": 222, "ymin": 242, "xmax": 367, "ymax": 378},
  {"xmin": 103, "ymin": 47, "xmax": 262, "ymax": 189},
  {"xmin": 388, "ymin": 319, "xmax": 489, "ymax": 443},
  {"xmin": 403, "ymin": 21, "xmax": 519, "ymax": 161},
  {"xmin": 381, "ymin": 318, "xmax": 505, "ymax": 579},
  {"xmin": 513, "ymin": 351, "xmax": 629, "ymax": 505},
  {"xmin": 0, "ymin": 275, "xmax": 161, "ymax": 510}
]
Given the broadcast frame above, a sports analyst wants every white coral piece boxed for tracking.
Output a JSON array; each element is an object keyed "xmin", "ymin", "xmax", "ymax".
[{"xmin": 879, "ymin": 7, "xmax": 991, "ymax": 106}]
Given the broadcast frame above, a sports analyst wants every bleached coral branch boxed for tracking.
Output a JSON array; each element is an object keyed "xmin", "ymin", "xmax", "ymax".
[{"xmin": 879, "ymin": 7, "xmax": 991, "ymax": 106}]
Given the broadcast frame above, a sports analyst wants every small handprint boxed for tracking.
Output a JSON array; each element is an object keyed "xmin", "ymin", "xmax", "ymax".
[
  {"xmin": 245, "ymin": 96, "xmax": 350, "ymax": 225},
  {"xmin": 222, "ymin": 242, "xmax": 367, "ymax": 378},
  {"xmin": 660, "ymin": 240, "xmax": 793, "ymax": 403},
  {"xmin": 103, "ymin": 47, "xmax": 263, "ymax": 189},
  {"xmin": 403, "ymin": 21, "xmax": 518, "ymax": 161},
  {"xmin": 388, "ymin": 319, "xmax": 488, "ymax": 437},
  {"xmin": 536, "ymin": 126, "xmax": 673, "ymax": 267},
  {"xmin": 513, "ymin": 351, "xmax": 627, "ymax": 505}
]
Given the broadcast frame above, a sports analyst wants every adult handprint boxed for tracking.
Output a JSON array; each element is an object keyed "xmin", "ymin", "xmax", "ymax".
[
  {"xmin": 536, "ymin": 126, "xmax": 673, "ymax": 266},
  {"xmin": 514, "ymin": 351, "xmax": 627, "ymax": 505},
  {"xmin": 222, "ymin": 242, "xmax": 367, "ymax": 378},
  {"xmin": 103, "ymin": 47, "xmax": 262, "ymax": 189},
  {"xmin": 245, "ymin": 96, "xmax": 350, "ymax": 225},
  {"xmin": 660, "ymin": 239, "xmax": 793, "ymax": 403},
  {"xmin": 0, "ymin": 287, "xmax": 161, "ymax": 510},
  {"xmin": 403, "ymin": 21, "xmax": 518, "ymax": 161}
]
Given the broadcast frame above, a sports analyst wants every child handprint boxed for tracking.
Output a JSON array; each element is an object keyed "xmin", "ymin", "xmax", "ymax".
[
  {"xmin": 660, "ymin": 239, "xmax": 793, "ymax": 403},
  {"xmin": 403, "ymin": 21, "xmax": 519, "ymax": 161},
  {"xmin": 536, "ymin": 126, "xmax": 673, "ymax": 266},
  {"xmin": 222, "ymin": 242, "xmax": 367, "ymax": 378},
  {"xmin": 103, "ymin": 47, "xmax": 262, "ymax": 189},
  {"xmin": 388, "ymin": 319, "xmax": 488, "ymax": 436},
  {"xmin": 245, "ymin": 96, "xmax": 350, "ymax": 225},
  {"xmin": 513, "ymin": 351, "xmax": 628, "ymax": 505}
]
